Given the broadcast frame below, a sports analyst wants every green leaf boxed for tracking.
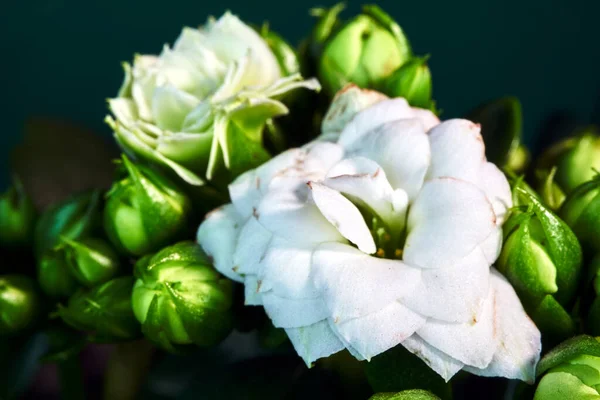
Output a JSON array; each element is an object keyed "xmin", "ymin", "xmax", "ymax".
[
  {"xmin": 369, "ymin": 390, "xmax": 441, "ymax": 400},
  {"xmin": 364, "ymin": 344, "xmax": 452, "ymax": 400},
  {"xmin": 466, "ymin": 96, "xmax": 522, "ymax": 166},
  {"xmin": 537, "ymin": 335, "xmax": 600, "ymax": 377}
]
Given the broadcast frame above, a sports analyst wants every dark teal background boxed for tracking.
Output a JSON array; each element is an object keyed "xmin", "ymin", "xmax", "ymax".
[{"xmin": 2, "ymin": 0, "xmax": 599, "ymax": 188}]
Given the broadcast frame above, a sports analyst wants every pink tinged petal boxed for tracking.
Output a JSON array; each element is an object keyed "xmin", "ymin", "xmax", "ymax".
[
  {"xmin": 404, "ymin": 178, "xmax": 496, "ymax": 269},
  {"xmin": 411, "ymin": 107, "xmax": 440, "ymax": 132},
  {"xmin": 478, "ymin": 162, "xmax": 512, "ymax": 225},
  {"xmin": 309, "ymin": 182, "xmax": 376, "ymax": 254},
  {"xmin": 262, "ymin": 293, "xmax": 329, "ymax": 328},
  {"xmin": 416, "ymin": 282, "xmax": 497, "ymax": 369},
  {"xmin": 196, "ymin": 204, "xmax": 243, "ymax": 282},
  {"xmin": 233, "ymin": 218, "xmax": 272, "ymax": 275},
  {"xmin": 258, "ymin": 237, "xmax": 319, "ymax": 299},
  {"xmin": 427, "ymin": 119, "xmax": 486, "ymax": 183},
  {"xmin": 256, "ymin": 189, "xmax": 345, "ymax": 245},
  {"xmin": 338, "ymin": 98, "xmax": 414, "ymax": 148},
  {"xmin": 463, "ymin": 269, "xmax": 541, "ymax": 383},
  {"xmin": 331, "ymin": 302, "xmax": 426, "ymax": 361},
  {"xmin": 243, "ymin": 276, "xmax": 263, "ymax": 305},
  {"xmin": 229, "ymin": 148, "xmax": 306, "ymax": 218},
  {"xmin": 324, "ymin": 157, "xmax": 409, "ymax": 233},
  {"xmin": 344, "ymin": 119, "xmax": 431, "ymax": 199},
  {"xmin": 321, "ymin": 84, "xmax": 388, "ymax": 140},
  {"xmin": 312, "ymin": 243, "xmax": 421, "ymax": 322},
  {"xmin": 402, "ymin": 247, "xmax": 490, "ymax": 323},
  {"xmin": 401, "ymin": 335, "xmax": 465, "ymax": 382},
  {"xmin": 285, "ymin": 321, "xmax": 345, "ymax": 366}
]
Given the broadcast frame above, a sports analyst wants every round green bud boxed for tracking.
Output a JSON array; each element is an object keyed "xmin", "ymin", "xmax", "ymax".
[
  {"xmin": 537, "ymin": 128, "xmax": 600, "ymax": 194},
  {"xmin": 0, "ymin": 177, "xmax": 36, "ymax": 247},
  {"xmin": 132, "ymin": 241, "xmax": 233, "ymax": 352},
  {"xmin": 0, "ymin": 274, "xmax": 41, "ymax": 335},
  {"xmin": 34, "ymin": 190, "xmax": 103, "ymax": 257},
  {"xmin": 560, "ymin": 176, "xmax": 600, "ymax": 254},
  {"xmin": 534, "ymin": 335, "xmax": 600, "ymax": 399},
  {"xmin": 37, "ymin": 248, "xmax": 79, "ymax": 298},
  {"xmin": 104, "ymin": 156, "xmax": 192, "ymax": 257},
  {"xmin": 57, "ymin": 276, "xmax": 140, "ymax": 342},
  {"xmin": 369, "ymin": 391, "xmax": 440, "ymax": 400},
  {"xmin": 383, "ymin": 56, "xmax": 433, "ymax": 110},
  {"xmin": 587, "ymin": 255, "xmax": 600, "ymax": 335},
  {"xmin": 61, "ymin": 237, "xmax": 120, "ymax": 287},
  {"xmin": 497, "ymin": 187, "xmax": 582, "ymax": 345},
  {"xmin": 318, "ymin": 5, "xmax": 411, "ymax": 96}
]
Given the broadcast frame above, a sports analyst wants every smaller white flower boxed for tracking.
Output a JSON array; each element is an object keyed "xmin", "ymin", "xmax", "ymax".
[
  {"xmin": 198, "ymin": 84, "xmax": 541, "ymax": 382},
  {"xmin": 107, "ymin": 12, "xmax": 319, "ymax": 185}
]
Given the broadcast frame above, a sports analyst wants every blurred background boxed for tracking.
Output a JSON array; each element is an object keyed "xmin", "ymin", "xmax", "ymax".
[{"xmin": 2, "ymin": 0, "xmax": 600, "ymax": 189}]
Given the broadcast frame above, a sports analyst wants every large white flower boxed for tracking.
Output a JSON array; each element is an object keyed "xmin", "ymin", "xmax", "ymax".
[
  {"xmin": 197, "ymin": 85, "xmax": 541, "ymax": 382},
  {"xmin": 107, "ymin": 12, "xmax": 319, "ymax": 185}
]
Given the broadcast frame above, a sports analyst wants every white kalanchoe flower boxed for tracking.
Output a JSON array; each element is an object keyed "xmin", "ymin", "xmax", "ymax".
[
  {"xmin": 197, "ymin": 84, "xmax": 542, "ymax": 382},
  {"xmin": 106, "ymin": 12, "xmax": 320, "ymax": 185}
]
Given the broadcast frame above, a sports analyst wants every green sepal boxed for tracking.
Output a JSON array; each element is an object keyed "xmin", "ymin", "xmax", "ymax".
[
  {"xmin": 560, "ymin": 176, "xmax": 600, "ymax": 253},
  {"xmin": 534, "ymin": 372, "xmax": 600, "ymax": 400},
  {"xmin": 535, "ymin": 167, "xmax": 567, "ymax": 211},
  {"xmin": 383, "ymin": 56, "xmax": 434, "ymax": 110},
  {"xmin": 34, "ymin": 190, "xmax": 103, "ymax": 257},
  {"xmin": 258, "ymin": 24, "xmax": 300, "ymax": 76},
  {"xmin": 537, "ymin": 335, "xmax": 600, "ymax": 377},
  {"xmin": 37, "ymin": 249, "xmax": 79, "ymax": 299},
  {"xmin": 61, "ymin": 237, "xmax": 120, "ymax": 288}
]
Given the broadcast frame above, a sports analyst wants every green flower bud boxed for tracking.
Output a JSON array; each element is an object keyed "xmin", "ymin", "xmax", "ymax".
[
  {"xmin": 57, "ymin": 276, "xmax": 140, "ymax": 342},
  {"xmin": 0, "ymin": 275, "xmax": 41, "ymax": 335},
  {"xmin": 383, "ymin": 56, "xmax": 434, "ymax": 110},
  {"xmin": 467, "ymin": 96, "xmax": 528, "ymax": 171},
  {"xmin": 61, "ymin": 237, "xmax": 120, "ymax": 287},
  {"xmin": 132, "ymin": 241, "xmax": 233, "ymax": 352},
  {"xmin": 534, "ymin": 335, "xmax": 600, "ymax": 399},
  {"xmin": 560, "ymin": 175, "xmax": 600, "ymax": 254},
  {"xmin": 318, "ymin": 4, "xmax": 412, "ymax": 96},
  {"xmin": 258, "ymin": 24, "xmax": 300, "ymax": 76},
  {"xmin": 37, "ymin": 248, "xmax": 79, "ymax": 298},
  {"xmin": 0, "ymin": 177, "xmax": 36, "ymax": 247},
  {"xmin": 104, "ymin": 156, "xmax": 192, "ymax": 257},
  {"xmin": 370, "ymin": 391, "xmax": 440, "ymax": 400},
  {"xmin": 535, "ymin": 167, "xmax": 567, "ymax": 211},
  {"xmin": 587, "ymin": 255, "xmax": 600, "ymax": 335},
  {"xmin": 34, "ymin": 190, "xmax": 103, "ymax": 257},
  {"xmin": 536, "ymin": 127, "xmax": 600, "ymax": 194},
  {"xmin": 497, "ymin": 185, "xmax": 582, "ymax": 344}
]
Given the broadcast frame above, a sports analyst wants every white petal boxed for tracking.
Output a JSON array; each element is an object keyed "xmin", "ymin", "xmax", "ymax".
[
  {"xmin": 479, "ymin": 226, "xmax": 503, "ymax": 264},
  {"xmin": 331, "ymin": 302, "xmax": 426, "ymax": 361},
  {"xmin": 463, "ymin": 269, "xmax": 541, "ymax": 383},
  {"xmin": 411, "ymin": 107, "xmax": 440, "ymax": 132},
  {"xmin": 258, "ymin": 237, "xmax": 318, "ymax": 299},
  {"xmin": 320, "ymin": 85, "xmax": 388, "ymax": 140},
  {"xmin": 478, "ymin": 162, "xmax": 512, "ymax": 225},
  {"xmin": 256, "ymin": 189, "xmax": 345, "ymax": 245},
  {"xmin": 309, "ymin": 182, "xmax": 376, "ymax": 254},
  {"xmin": 403, "ymin": 247, "xmax": 490, "ymax": 323},
  {"xmin": 229, "ymin": 148, "xmax": 306, "ymax": 219},
  {"xmin": 427, "ymin": 119, "xmax": 485, "ymax": 183},
  {"xmin": 338, "ymin": 98, "xmax": 414, "ymax": 149},
  {"xmin": 232, "ymin": 218, "xmax": 272, "ymax": 276},
  {"xmin": 324, "ymin": 157, "xmax": 409, "ymax": 235},
  {"xmin": 312, "ymin": 243, "xmax": 421, "ymax": 322},
  {"xmin": 404, "ymin": 178, "xmax": 495, "ymax": 269},
  {"xmin": 416, "ymin": 283, "xmax": 497, "ymax": 369},
  {"xmin": 151, "ymin": 86, "xmax": 199, "ymax": 132},
  {"xmin": 285, "ymin": 321, "xmax": 345, "ymax": 366},
  {"xmin": 344, "ymin": 119, "xmax": 431, "ymax": 199},
  {"xmin": 196, "ymin": 204, "xmax": 243, "ymax": 282},
  {"xmin": 401, "ymin": 335, "xmax": 465, "ymax": 382},
  {"xmin": 243, "ymin": 275, "xmax": 263, "ymax": 305},
  {"xmin": 262, "ymin": 293, "xmax": 329, "ymax": 328}
]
